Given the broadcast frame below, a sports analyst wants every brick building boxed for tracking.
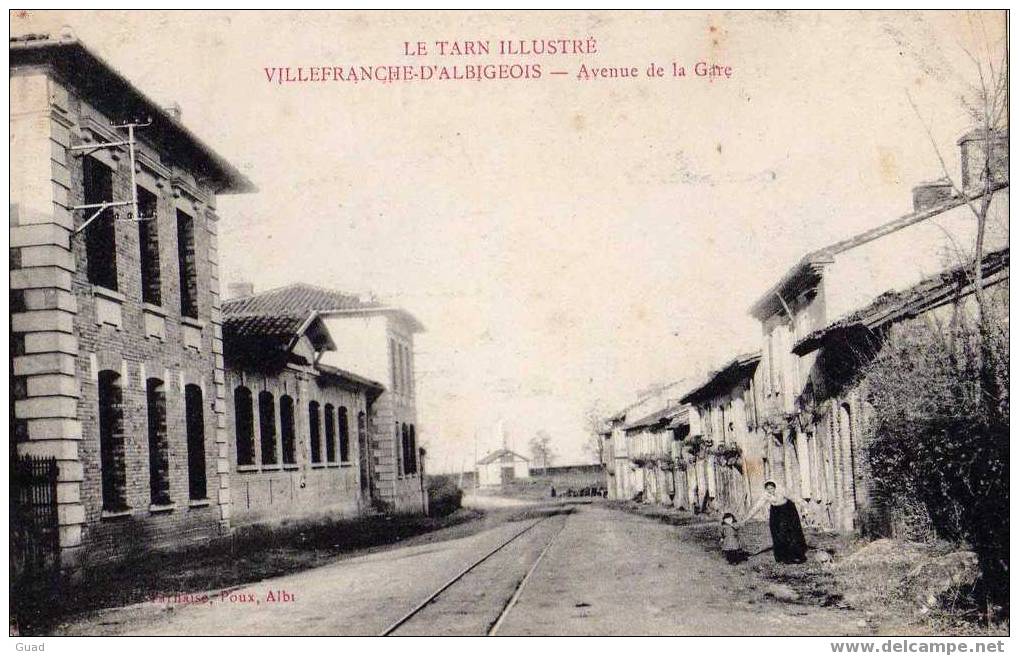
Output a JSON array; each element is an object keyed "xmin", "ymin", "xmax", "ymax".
[
  {"xmin": 11, "ymin": 33, "xmax": 255, "ymax": 566},
  {"xmin": 223, "ymin": 283, "xmax": 427, "ymax": 514},
  {"xmin": 222, "ymin": 309, "xmax": 384, "ymax": 524},
  {"xmin": 791, "ymin": 248, "xmax": 1009, "ymax": 535}
]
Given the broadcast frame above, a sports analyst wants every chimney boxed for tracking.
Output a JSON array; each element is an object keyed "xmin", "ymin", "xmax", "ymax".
[
  {"xmin": 912, "ymin": 177, "xmax": 953, "ymax": 212},
  {"xmin": 165, "ymin": 102, "xmax": 182, "ymax": 121},
  {"xmin": 227, "ymin": 281, "xmax": 254, "ymax": 299},
  {"xmin": 958, "ymin": 128, "xmax": 1008, "ymax": 191}
]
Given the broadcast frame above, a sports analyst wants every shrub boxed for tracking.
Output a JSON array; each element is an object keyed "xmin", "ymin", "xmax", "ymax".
[
  {"xmin": 863, "ymin": 290, "xmax": 1008, "ymax": 615},
  {"xmin": 426, "ymin": 475, "xmax": 464, "ymax": 517}
]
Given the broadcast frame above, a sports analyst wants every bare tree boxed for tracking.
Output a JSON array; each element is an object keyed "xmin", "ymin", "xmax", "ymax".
[
  {"xmin": 528, "ymin": 430, "xmax": 555, "ymax": 474},
  {"xmin": 893, "ymin": 13, "xmax": 1009, "ymax": 616},
  {"xmin": 905, "ymin": 12, "xmax": 1007, "ymax": 390},
  {"xmin": 582, "ymin": 401, "xmax": 609, "ymax": 467}
]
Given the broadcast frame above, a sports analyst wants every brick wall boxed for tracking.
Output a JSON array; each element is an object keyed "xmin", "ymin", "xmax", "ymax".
[
  {"xmin": 11, "ymin": 69, "xmax": 232, "ymax": 566},
  {"xmin": 224, "ymin": 366, "xmax": 371, "ymax": 525}
]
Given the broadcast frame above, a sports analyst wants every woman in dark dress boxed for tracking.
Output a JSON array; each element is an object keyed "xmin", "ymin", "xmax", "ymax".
[{"xmin": 741, "ymin": 480, "xmax": 808, "ymax": 564}]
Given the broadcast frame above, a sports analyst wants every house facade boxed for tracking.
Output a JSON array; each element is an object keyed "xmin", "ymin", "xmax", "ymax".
[
  {"xmin": 679, "ymin": 353, "xmax": 765, "ymax": 519},
  {"xmin": 222, "ymin": 309, "xmax": 384, "ymax": 525},
  {"xmin": 601, "ymin": 381, "xmax": 688, "ymax": 503},
  {"xmin": 476, "ymin": 449, "xmax": 530, "ymax": 486},
  {"xmin": 602, "ymin": 129, "xmax": 1008, "ymax": 536},
  {"xmin": 11, "ymin": 33, "xmax": 255, "ymax": 566},
  {"xmin": 223, "ymin": 283, "xmax": 427, "ymax": 514},
  {"xmin": 791, "ymin": 248, "xmax": 1009, "ymax": 535},
  {"xmin": 619, "ymin": 405, "xmax": 688, "ymax": 506},
  {"xmin": 745, "ymin": 129, "xmax": 1008, "ymax": 532}
]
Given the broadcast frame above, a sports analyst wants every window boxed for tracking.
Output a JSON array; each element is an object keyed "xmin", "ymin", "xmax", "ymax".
[
  {"xmin": 280, "ymin": 395, "xmax": 296, "ymax": 465},
  {"xmin": 394, "ymin": 422, "xmax": 403, "ymax": 476},
  {"xmin": 324, "ymin": 404, "xmax": 337, "ymax": 463},
  {"xmin": 176, "ymin": 209, "xmax": 199, "ymax": 318},
  {"xmin": 98, "ymin": 370, "xmax": 127, "ymax": 511},
  {"xmin": 403, "ymin": 345, "xmax": 413, "ymax": 396},
  {"xmin": 401, "ymin": 423, "xmax": 410, "ymax": 475},
  {"xmin": 258, "ymin": 391, "xmax": 277, "ymax": 466},
  {"xmin": 83, "ymin": 157, "xmax": 118, "ymax": 290},
  {"xmin": 389, "ymin": 339, "xmax": 399, "ymax": 393},
  {"xmin": 146, "ymin": 378, "xmax": 170, "ymax": 506},
  {"xmin": 840, "ymin": 402, "xmax": 858, "ymax": 508},
  {"xmin": 309, "ymin": 401, "xmax": 322, "ymax": 464},
  {"xmin": 184, "ymin": 384, "xmax": 207, "ymax": 500},
  {"xmin": 357, "ymin": 412, "xmax": 370, "ymax": 493},
  {"xmin": 337, "ymin": 406, "xmax": 350, "ymax": 463},
  {"xmin": 398, "ymin": 346, "xmax": 406, "ymax": 394},
  {"xmin": 407, "ymin": 425, "xmax": 418, "ymax": 474},
  {"xmin": 718, "ymin": 405, "xmax": 727, "ymax": 443},
  {"xmin": 137, "ymin": 186, "xmax": 161, "ymax": 305},
  {"xmin": 234, "ymin": 386, "xmax": 255, "ymax": 466},
  {"xmin": 406, "ymin": 345, "xmax": 414, "ymax": 397}
]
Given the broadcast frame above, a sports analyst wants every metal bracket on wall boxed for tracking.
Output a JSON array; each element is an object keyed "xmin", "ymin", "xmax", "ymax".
[{"xmin": 70, "ymin": 118, "xmax": 154, "ymax": 235}]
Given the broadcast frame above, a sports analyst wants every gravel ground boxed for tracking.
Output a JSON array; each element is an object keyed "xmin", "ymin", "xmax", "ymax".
[{"xmin": 50, "ymin": 503, "xmax": 868, "ymax": 636}]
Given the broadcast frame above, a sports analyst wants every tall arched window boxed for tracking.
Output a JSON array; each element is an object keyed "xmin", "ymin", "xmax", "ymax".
[
  {"xmin": 840, "ymin": 402, "xmax": 858, "ymax": 508},
  {"xmin": 357, "ymin": 411, "xmax": 370, "ymax": 493},
  {"xmin": 233, "ymin": 386, "xmax": 255, "ymax": 466},
  {"xmin": 394, "ymin": 422, "xmax": 403, "ymax": 476},
  {"xmin": 309, "ymin": 401, "xmax": 322, "ymax": 464},
  {"xmin": 401, "ymin": 423, "xmax": 410, "ymax": 476},
  {"xmin": 83, "ymin": 157, "xmax": 118, "ymax": 290},
  {"xmin": 177, "ymin": 209, "xmax": 199, "ymax": 318},
  {"xmin": 184, "ymin": 384, "xmax": 207, "ymax": 500},
  {"xmin": 280, "ymin": 395, "xmax": 296, "ymax": 465},
  {"xmin": 258, "ymin": 391, "xmax": 277, "ymax": 466},
  {"xmin": 408, "ymin": 424, "xmax": 417, "ymax": 474},
  {"xmin": 324, "ymin": 404, "xmax": 337, "ymax": 463},
  {"xmin": 146, "ymin": 378, "xmax": 170, "ymax": 505},
  {"xmin": 136, "ymin": 185, "xmax": 161, "ymax": 305},
  {"xmin": 337, "ymin": 406, "xmax": 350, "ymax": 463},
  {"xmin": 98, "ymin": 370, "xmax": 127, "ymax": 511}
]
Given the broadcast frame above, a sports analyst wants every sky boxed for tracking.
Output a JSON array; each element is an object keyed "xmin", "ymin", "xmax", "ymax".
[{"xmin": 12, "ymin": 10, "xmax": 1005, "ymax": 472}]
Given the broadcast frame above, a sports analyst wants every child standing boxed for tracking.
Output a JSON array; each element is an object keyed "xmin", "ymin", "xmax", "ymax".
[{"xmin": 720, "ymin": 513, "xmax": 746, "ymax": 564}]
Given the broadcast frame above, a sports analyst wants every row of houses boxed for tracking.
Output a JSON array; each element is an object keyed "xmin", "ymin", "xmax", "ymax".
[
  {"xmin": 11, "ymin": 32, "xmax": 426, "ymax": 570},
  {"xmin": 601, "ymin": 127, "xmax": 1008, "ymax": 534}
]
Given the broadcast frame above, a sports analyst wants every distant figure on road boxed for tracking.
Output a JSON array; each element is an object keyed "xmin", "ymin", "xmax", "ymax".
[
  {"xmin": 550, "ymin": 485, "xmax": 557, "ymax": 498},
  {"xmin": 719, "ymin": 513, "xmax": 746, "ymax": 564},
  {"xmin": 741, "ymin": 480, "xmax": 807, "ymax": 564}
]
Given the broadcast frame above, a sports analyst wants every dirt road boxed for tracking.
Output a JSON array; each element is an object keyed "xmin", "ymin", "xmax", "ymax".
[{"xmin": 53, "ymin": 504, "xmax": 866, "ymax": 636}]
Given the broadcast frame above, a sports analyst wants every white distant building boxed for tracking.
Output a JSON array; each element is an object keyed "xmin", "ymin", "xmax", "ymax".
[{"xmin": 477, "ymin": 449, "xmax": 530, "ymax": 486}]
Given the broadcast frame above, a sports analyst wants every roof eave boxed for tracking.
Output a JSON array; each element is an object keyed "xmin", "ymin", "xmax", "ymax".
[
  {"xmin": 11, "ymin": 36, "xmax": 256, "ymax": 195},
  {"xmin": 748, "ymin": 255, "xmax": 832, "ymax": 321},
  {"xmin": 319, "ymin": 307, "xmax": 425, "ymax": 333}
]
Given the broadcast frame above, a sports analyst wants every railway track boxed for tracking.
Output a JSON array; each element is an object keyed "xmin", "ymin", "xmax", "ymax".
[{"xmin": 380, "ymin": 511, "xmax": 568, "ymax": 636}]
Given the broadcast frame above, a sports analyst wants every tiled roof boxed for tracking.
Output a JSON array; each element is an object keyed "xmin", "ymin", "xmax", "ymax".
[
  {"xmin": 605, "ymin": 378, "xmax": 690, "ymax": 424},
  {"xmin": 679, "ymin": 351, "xmax": 761, "ymax": 405},
  {"xmin": 224, "ymin": 313, "xmax": 306, "ymax": 343},
  {"xmin": 223, "ymin": 282, "xmax": 424, "ymax": 332},
  {"xmin": 224, "ymin": 283, "xmax": 382, "ymax": 315},
  {"xmin": 222, "ymin": 312, "xmax": 311, "ymax": 364},
  {"xmin": 316, "ymin": 363, "xmax": 385, "ymax": 395},
  {"xmin": 748, "ymin": 182, "xmax": 1009, "ymax": 320},
  {"xmin": 477, "ymin": 448, "xmax": 529, "ymax": 465},
  {"xmin": 792, "ymin": 248, "xmax": 1009, "ymax": 356},
  {"xmin": 623, "ymin": 404, "xmax": 688, "ymax": 432}
]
